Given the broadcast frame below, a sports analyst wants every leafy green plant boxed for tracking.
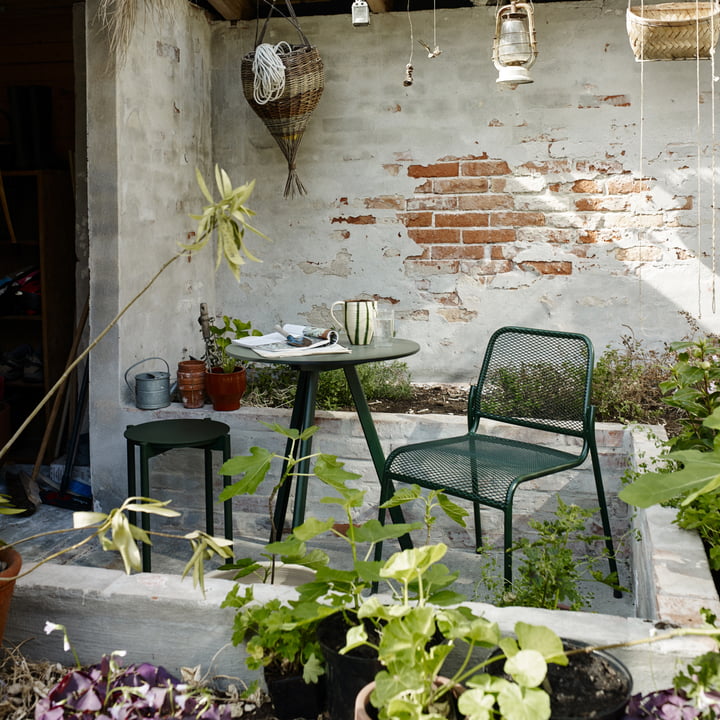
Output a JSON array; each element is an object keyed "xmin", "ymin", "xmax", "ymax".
[
  {"xmin": 482, "ymin": 362, "xmax": 585, "ymax": 419},
  {"xmin": 204, "ymin": 315, "xmax": 261, "ymax": 373},
  {"xmin": 244, "ymin": 360, "xmax": 413, "ymax": 411},
  {"xmin": 183, "ymin": 165, "xmax": 270, "ymax": 281},
  {"xmin": 0, "ymin": 496, "xmax": 232, "ymax": 594},
  {"xmin": 496, "ymin": 498, "xmax": 624, "ymax": 611},
  {"xmin": 660, "ymin": 337, "xmax": 720, "ymax": 451},
  {"xmin": 221, "ymin": 587, "xmax": 325, "ymax": 684},
  {"xmin": 344, "ymin": 543, "xmax": 568, "ymax": 720},
  {"xmin": 592, "ymin": 332, "xmax": 673, "ymax": 427}
]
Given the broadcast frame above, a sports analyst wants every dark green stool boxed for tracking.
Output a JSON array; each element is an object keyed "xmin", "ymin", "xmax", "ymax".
[{"xmin": 124, "ymin": 418, "xmax": 233, "ymax": 572}]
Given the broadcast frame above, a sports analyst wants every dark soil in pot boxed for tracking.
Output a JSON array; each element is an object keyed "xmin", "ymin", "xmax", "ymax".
[{"xmin": 489, "ymin": 638, "xmax": 633, "ymax": 720}]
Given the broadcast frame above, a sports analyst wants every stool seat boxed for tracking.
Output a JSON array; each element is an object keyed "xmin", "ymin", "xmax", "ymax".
[
  {"xmin": 125, "ymin": 418, "xmax": 233, "ymax": 572},
  {"xmin": 124, "ymin": 418, "xmax": 230, "ymax": 447}
]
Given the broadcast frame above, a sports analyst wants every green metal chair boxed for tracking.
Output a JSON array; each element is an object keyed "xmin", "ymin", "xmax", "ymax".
[{"xmin": 378, "ymin": 326, "xmax": 620, "ymax": 595}]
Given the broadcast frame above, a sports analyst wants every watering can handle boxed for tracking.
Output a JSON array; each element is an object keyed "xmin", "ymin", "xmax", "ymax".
[{"xmin": 124, "ymin": 357, "xmax": 170, "ymax": 394}]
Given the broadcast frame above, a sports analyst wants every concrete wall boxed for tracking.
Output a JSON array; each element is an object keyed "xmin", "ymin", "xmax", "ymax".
[
  {"xmin": 86, "ymin": 0, "xmax": 720, "ymax": 508},
  {"xmin": 86, "ymin": 0, "xmax": 216, "ymax": 509}
]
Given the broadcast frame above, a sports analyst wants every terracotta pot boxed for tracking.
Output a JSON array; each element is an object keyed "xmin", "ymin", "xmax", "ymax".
[
  {"xmin": 205, "ymin": 367, "xmax": 247, "ymax": 411},
  {"xmin": 0, "ymin": 546, "xmax": 22, "ymax": 644},
  {"xmin": 177, "ymin": 363, "xmax": 207, "ymax": 409}
]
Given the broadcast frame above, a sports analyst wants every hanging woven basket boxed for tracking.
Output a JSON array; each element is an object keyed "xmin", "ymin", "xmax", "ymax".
[
  {"xmin": 241, "ymin": 2, "xmax": 324, "ymax": 198},
  {"xmin": 626, "ymin": 1, "xmax": 720, "ymax": 61}
]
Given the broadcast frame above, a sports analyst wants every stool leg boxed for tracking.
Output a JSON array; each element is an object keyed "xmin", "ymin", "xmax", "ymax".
[
  {"xmin": 204, "ymin": 447, "xmax": 214, "ymax": 536},
  {"xmin": 126, "ymin": 440, "xmax": 137, "ymax": 528},
  {"xmin": 221, "ymin": 434, "xmax": 233, "ymax": 549},
  {"xmin": 139, "ymin": 445, "xmax": 152, "ymax": 573}
]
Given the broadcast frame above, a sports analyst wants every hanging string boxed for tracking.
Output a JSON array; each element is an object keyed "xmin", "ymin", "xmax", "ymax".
[
  {"xmin": 252, "ymin": 42, "xmax": 292, "ymax": 104},
  {"xmin": 638, "ymin": 0, "xmax": 645, "ymax": 326},
  {"xmin": 403, "ymin": 0, "xmax": 415, "ymax": 86},
  {"xmin": 419, "ymin": 0, "xmax": 442, "ymax": 58}
]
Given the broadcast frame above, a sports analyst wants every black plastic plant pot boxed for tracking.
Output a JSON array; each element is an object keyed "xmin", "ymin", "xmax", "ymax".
[
  {"xmin": 264, "ymin": 667, "xmax": 326, "ymax": 720},
  {"xmin": 488, "ymin": 637, "xmax": 633, "ymax": 720},
  {"xmin": 317, "ymin": 612, "xmax": 384, "ymax": 720}
]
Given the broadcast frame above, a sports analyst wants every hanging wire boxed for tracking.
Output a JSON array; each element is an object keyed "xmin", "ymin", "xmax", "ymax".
[
  {"xmin": 711, "ymin": 8, "xmax": 718, "ymax": 312},
  {"xmin": 697, "ymin": 0, "xmax": 704, "ymax": 317}
]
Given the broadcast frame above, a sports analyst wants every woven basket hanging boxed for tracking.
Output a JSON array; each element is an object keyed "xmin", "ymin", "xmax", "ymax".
[
  {"xmin": 241, "ymin": 1, "xmax": 324, "ymax": 198},
  {"xmin": 627, "ymin": 1, "xmax": 720, "ymax": 61}
]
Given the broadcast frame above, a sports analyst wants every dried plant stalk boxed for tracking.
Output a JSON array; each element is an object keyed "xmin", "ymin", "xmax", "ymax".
[{"xmin": 96, "ymin": 0, "xmax": 178, "ymax": 63}]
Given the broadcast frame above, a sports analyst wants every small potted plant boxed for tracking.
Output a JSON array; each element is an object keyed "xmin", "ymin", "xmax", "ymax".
[{"xmin": 202, "ymin": 314, "xmax": 261, "ymax": 411}]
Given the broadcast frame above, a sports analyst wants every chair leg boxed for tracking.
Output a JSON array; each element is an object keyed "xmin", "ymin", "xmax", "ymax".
[
  {"xmin": 503, "ymin": 505, "xmax": 513, "ymax": 588},
  {"xmin": 590, "ymin": 438, "xmax": 622, "ymax": 599},
  {"xmin": 473, "ymin": 502, "xmax": 483, "ymax": 553}
]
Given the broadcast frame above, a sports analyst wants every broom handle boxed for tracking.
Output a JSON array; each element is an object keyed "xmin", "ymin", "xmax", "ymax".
[{"xmin": 255, "ymin": 0, "xmax": 311, "ymax": 48}]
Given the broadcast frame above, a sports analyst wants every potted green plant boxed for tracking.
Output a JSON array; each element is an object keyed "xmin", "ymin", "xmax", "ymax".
[{"xmin": 203, "ymin": 314, "xmax": 261, "ymax": 411}]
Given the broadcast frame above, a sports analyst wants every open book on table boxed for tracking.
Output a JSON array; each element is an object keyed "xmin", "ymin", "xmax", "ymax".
[{"xmin": 232, "ymin": 323, "xmax": 350, "ymax": 358}]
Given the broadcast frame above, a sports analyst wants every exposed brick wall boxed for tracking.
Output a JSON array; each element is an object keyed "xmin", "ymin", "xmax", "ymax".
[{"xmin": 397, "ymin": 154, "xmax": 670, "ymax": 278}]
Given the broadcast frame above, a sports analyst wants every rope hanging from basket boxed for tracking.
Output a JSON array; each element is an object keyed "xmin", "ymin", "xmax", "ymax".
[
  {"xmin": 252, "ymin": 41, "xmax": 292, "ymax": 104},
  {"xmin": 241, "ymin": 0, "xmax": 325, "ymax": 198}
]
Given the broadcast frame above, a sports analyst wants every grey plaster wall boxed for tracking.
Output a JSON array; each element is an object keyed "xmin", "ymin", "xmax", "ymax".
[{"xmin": 86, "ymin": 0, "xmax": 215, "ymax": 509}]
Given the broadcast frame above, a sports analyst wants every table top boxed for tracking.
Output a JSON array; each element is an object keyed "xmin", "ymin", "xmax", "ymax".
[{"xmin": 226, "ymin": 338, "xmax": 420, "ymax": 371}]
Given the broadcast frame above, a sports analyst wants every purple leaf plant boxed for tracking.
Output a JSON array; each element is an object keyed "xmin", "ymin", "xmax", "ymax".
[
  {"xmin": 624, "ymin": 688, "xmax": 720, "ymax": 719},
  {"xmin": 35, "ymin": 654, "xmax": 231, "ymax": 720}
]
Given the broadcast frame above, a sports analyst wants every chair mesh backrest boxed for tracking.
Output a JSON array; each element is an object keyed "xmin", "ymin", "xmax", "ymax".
[{"xmin": 470, "ymin": 327, "xmax": 593, "ymax": 437}]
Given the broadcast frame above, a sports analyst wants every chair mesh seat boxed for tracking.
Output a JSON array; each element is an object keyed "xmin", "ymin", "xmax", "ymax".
[{"xmin": 386, "ymin": 433, "xmax": 580, "ymax": 508}]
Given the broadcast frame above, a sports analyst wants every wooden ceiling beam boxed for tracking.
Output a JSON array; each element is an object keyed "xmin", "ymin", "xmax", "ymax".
[{"xmin": 207, "ymin": 0, "xmax": 256, "ymax": 19}]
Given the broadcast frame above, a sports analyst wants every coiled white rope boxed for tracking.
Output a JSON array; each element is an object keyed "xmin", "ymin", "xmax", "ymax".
[{"xmin": 252, "ymin": 42, "xmax": 292, "ymax": 104}]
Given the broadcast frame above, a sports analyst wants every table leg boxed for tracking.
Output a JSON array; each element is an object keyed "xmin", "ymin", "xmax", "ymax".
[
  {"xmin": 343, "ymin": 366, "xmax": 412, "ymax": 550},
  {"xmin": 270, "ymin": 369, "xmax": 320, "ymax": 541}
]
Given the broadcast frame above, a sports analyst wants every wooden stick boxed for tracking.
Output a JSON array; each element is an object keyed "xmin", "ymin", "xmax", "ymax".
[{"xmin": 30, "ymin": 296, "xmax": 89, "ymax": 483}]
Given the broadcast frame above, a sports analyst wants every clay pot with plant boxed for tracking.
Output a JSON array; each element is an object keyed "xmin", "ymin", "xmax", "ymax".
[{"xmin": 201, "ymin": 313, "xmax": 261, "ymax": 411}]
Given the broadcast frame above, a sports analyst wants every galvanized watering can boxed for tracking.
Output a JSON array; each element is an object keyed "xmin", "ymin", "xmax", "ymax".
[{"xmin": 124, "ymin": 357, "xmax": 171, "ymax": 410}]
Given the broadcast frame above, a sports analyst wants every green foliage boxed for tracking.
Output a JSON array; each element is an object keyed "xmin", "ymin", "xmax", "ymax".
[
  {"xmin": 2, "ymin": 497, "xmax": 232, "ymax": 596},
  {"xmin": 316, "ymin": 361, "xmax": 413, "ymax": 411},
  {"xmin": 345, "ymin": 543, "xmax": 567, "ymax": 720},
  {"xmin": 205, "ymin": 315, "xmax": 261, "ymax": 373},
  {"xmin": 660, "ymin": 337, "xmax": 720, "ymax": 451},
  {"xmin": 182, "ymin": 165, "xmax": 270, "ymax": 282},
  {"xmin": 482, "ymin": 362, "xmax": 585, "ymax": 420},
  {"xmin": 496, "ymin": 498, "xmax": 623, "ymax": 611},
  {"xmin": 244, "ymin": 360, "xmax": 412, "ymax": 411},
  {"xmin": 592, "ymin": 333, "xmax": 673, "ymax": 426},
  {"xmin": 221, "ymin": 586, "xmax": 324, "ymax": 683},
  {"xmin": 675, "ymin": 488, "xmax": 720, "ymax": 571}
]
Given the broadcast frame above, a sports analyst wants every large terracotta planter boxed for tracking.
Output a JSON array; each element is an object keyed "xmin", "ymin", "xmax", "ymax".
[
  {"xmin": 0, "ymin": 546, "xmax": 22, "ymax": 644},
  {"xmin": 204, "ymin": 366, "xmax": 247, "ymax": 411}
]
